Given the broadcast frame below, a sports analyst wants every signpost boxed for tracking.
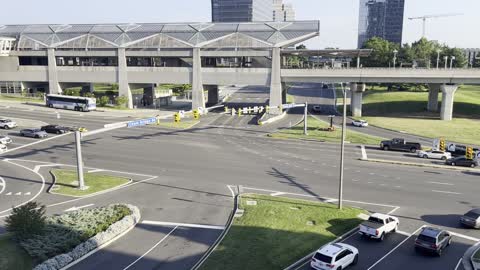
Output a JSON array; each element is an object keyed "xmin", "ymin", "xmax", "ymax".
[
  {"xmin": 127, "ymin": 117, "xmax": 157, "ymax": 128},
  {"xmin": 304, "ymin": 102, "xmax": 308, "ymax": 135},
  {"xmin": 75, "ymin": 131, "xmax": 86, "ymax": 190}
]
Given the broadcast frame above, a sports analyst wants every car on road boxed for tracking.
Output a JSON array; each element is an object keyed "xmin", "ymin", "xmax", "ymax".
[
  {"xmin": 19, "ymin": 129, "xmax": 48, "ymax": 139},
  {"xmin": 310, "ymin": 243, "xmax": 359, "ymax": 270},
  {"xmin": 352, "ymin": 120, "xmax": 368, "ymax": 127},
  {"xmin": 41, "ymin": 125, "xmax": 70, "ymax": 134},
  {"xmin": 0, "ymin": 119, "xmax": 17, "ymax": 129},
  {"xmin": 417, "ymin": 150, "xmax": 451, "ymax": 160},
  {"xmin": 0, "ymin": 143, "xmax": 7, "ymax": 153},
  {"xmin": 445, "ymin": 156, "xmax": 478, "ymax": 168},
  {"xmin": 380, "ymin": 138, "xmax": 421, "ymax": 153},
  {"xmin": 414, "ymin": 227, "xmax": 451, "ymax": 256},
  {"xmin": 447, "ymin": 145, "xmax": 479, "ymax": 157},
  {"xmin": 359, "ymin": 213, "xmax": 399, "ymax": 241},
  {"xmin": 312, "ymin": 105, "xmax": 322, "ymax": 113},
  {"xmin": 0, "ymin": 135, "xmax": 12, "ymax": 145},
  {"xmin": 460, "ymin": 208, "xmax": 480, "ymax": 229}
]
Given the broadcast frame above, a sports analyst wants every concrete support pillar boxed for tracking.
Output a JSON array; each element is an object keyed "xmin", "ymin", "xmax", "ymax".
[
  {"xmin": 269, "ymin": 47, "xmax": 282, "ymax": 114},
  {"xmin": 143, "ymin": 84, "xmax": 155, "ymax": 107},
  {"xmin": 192, "ymin": 47, "xmax": 205, "ymax": 111},
  {"xmin": 440, "ymin": 84, "xmax": 458, "ymax": 121},
  {"xmin": 427, "ymin": 84, "xmax": 440, "ymax": 112},
  {"xmin": 47, "ymin": 48, "xmax": 61, "ymax": 94},
  {"xmin": 350, "ymin": 83, "xmax": 365, "ymax": 117},
  {"xmin": 205, "ymin": 85, "xmax": 219, "ymax": 106},
  {"xmin": 118, "ymin": 48, "xmax": 133, "ymax": 109}
]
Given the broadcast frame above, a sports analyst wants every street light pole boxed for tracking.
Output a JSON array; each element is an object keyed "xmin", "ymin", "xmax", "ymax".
[
  {"xmin": 304, "ymin": 102, "xmax": 308, "ymax": 135},
  {"xmin": 338, "ymin": 83, "xmax": 346, "ymax": 210},
  {"xmin": 444, "ymin": 56, "xmax": 449, "ymax": 69},
  {"xmin": 450, "ymin": 56, "xmax": 456, "ymax": 69},
  {"xmin": 74, "ymin": 131, "xmax": 85, "ymax": 190},
  {"xmin": 393, "ymin": 49, "xmax": 398, "ymax": 69},
  {"xmin": 436, "ymin": 50, "xmax": 441, "ymax": 69}
]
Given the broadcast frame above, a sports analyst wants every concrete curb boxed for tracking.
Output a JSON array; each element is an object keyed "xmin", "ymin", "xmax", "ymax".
[
  {"xmin": 190, "ymin": 187, "xmax": 238, "ymax": 270},
  {"xmin": 258, "ymin": 111, "xmax": 287, "ymax": 125},
  {"xmin": 360, "ymin": 158, "xmax": 480, "ymax": 173},
  {"xmin": 284, "ymin": 226, "xmax": 360, "ymax": 270}
]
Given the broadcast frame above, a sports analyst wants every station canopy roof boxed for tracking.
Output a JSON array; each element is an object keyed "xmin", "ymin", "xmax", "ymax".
[
  {"xmin": 0, "ymin": 21, "xmax": 319, "ymax": 50},
  {"xmin": 281, "ymin": 49, "xmax": 373, "ymax": 58}
]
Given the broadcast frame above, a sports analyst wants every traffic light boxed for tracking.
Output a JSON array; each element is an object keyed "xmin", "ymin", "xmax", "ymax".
[
  {"xmin": 193, "ymin": 109, "xmax": 200, "ymax": 120},
  {"xmin": 439, "ymin": 138, "xmax": 446, "ymax": 152},
  {"xmin": 174, "ymin": 113, "xmax": 181, "ymax": 123},
  {"xmin": 466, "ymin": 147, "xmax": 474, "ymax": 160},
  {"xmin": 238, "ymin": 108, "xmax": 242, "ymax": 116},
  {"xmin": 224, "ymin": 106, "xmax": 229, "ymax": 113}
]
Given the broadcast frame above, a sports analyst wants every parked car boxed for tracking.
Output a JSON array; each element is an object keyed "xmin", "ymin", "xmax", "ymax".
[
  {"xmin": 0, "ymin": 135, "xmax": 12, "ymax": 145},
  {"xmin": 445, "ymin": 156, "xmax": 478, "ymax": 168},
  {"xmin": 310, "ymin": 243, "xmax": 359, "ymax": 270},
  {"xmin": 41, "ymin": 125, "xmax": 70, "ymax": 134},
  {"xmin": 0, "ymin": 143, "xmax": 7, "ymax": 153},
  {"xmin": 359, "ymin": 213, "xmax": 399, "ymax": 241},
  {"xmin": 352, "ymin": 120, "xmax": 368, "ymax": 127},
  {"xmin": 414, "ymin": 227, "xmax": 451, "ymax": 256},
  {"xmin": 380, "ymin": 138, "xmax": 422, "ymax": 153},
  {"xmin": 0, "ymin": 119, "xmax": 17, "ymax": 129},
  {"xmin": 417, "ymin": 150, "xmax": 451, "ymax": 160},
  {"xmin": 19, "ymin": 129, "xmax": 48, "ymax": 139},
  {"xmin": 460, "ymin": 208, "xmax": 480, "ymax": 229}
]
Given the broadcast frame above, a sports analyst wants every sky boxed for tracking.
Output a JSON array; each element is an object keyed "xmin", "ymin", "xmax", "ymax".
[{"xmin": 1, "ymin": 0, "xmax": 478, "ymax": 49}]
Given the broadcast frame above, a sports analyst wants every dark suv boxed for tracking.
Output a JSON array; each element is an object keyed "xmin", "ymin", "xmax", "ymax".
[{"xmin": 414, "ymin": 227, "xmax": 452, "ymax": 256}]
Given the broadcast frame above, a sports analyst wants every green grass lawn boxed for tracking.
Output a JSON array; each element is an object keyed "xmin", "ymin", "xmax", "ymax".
[
  {"xmin": 51, "ymin": 169, "xmax": 131, "ymax": 197},
  {"xmin": 0, "ymin": 234, "xmax": 33, "ymax": 270},
  {"xmin": 200, "ymin": 194, "xmax": 364, "ymax": 270},
  {"xmin": 0, "ymin": 95, "xmax": 43, "ymax": 103},
  {"xmin": 271, "ymin": 116, "xmax": 384, "ymax": 145},
  {"xmin": 155, "ymin": 120, "xmax": 199, "ymax": 129},
  {"xmin": 356, "ymin": 85, "xmax": 480, "ymax": 145}
]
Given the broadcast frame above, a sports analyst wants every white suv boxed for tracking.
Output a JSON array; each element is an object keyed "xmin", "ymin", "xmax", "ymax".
[
  {"xmin": 0, "ymin": 135, "xmax": 12, "ymax": 145},
  {"xmin": 0, "ymin": 143, "xmax": 7, "ymax": 153},
  {"xmin": 311, "ymin": 243, "xmax": 359, "ymax": 270},
  {"xmin": 0, "ymin": 119, "xmax": 17, "ymax": 129}
]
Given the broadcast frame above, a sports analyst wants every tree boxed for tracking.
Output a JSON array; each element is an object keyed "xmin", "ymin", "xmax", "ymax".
[
  {"xmin": 440, "ymin": 46, "xmax": 468, "ymax": 68},
  {"xmin": 411, "ymin": 38, "xmax": 436, "ymax": 68},
  {"xmin": 473, "ymin": 56, "xmax": 480, "ymax": 68},
  {"xmin": 115, "ymin": 95, "xmax": 129, "ymax": 107},
  {"xmin": 361, "ymin": 37, "xmax": 399, "ymax": 67},
  {"xmin": 5, "ymin": 202, "xmax": 46, "ymax": 240}
]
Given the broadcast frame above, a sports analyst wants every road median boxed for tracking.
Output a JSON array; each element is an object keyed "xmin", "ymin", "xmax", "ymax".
[{"xmin": 360, "ymin": 157, "xmax": 480, "ymax": 173}]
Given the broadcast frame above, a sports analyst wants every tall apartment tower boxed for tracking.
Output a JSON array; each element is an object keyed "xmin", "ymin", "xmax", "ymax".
[
  {"xmin": 357, "ymin": 0, "xmax": 405, "ymax": 48},
  {"xmin": 211, "ymin": 0, "xmax": 273, "ymax": 22},
  {"xmin": 273, "ymin": 0, "xmax": 295, "ymax": 22}
]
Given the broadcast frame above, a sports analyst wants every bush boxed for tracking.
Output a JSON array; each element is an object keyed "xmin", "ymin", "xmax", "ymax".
[
  {"xmin": 63, "ymin": 88, "xmax": 81, "ymax": 96},
  {"xmin": 20, "ymin": 204, "xmax": 132, "ymax": 262},
  {"xmin": 97, "ymin": 96, "xmax": 110, "ymax": 107},
  {"xmin": 115, "ymin": 95, "xmax": 129, "ymax": 107},
  {"xmin": 83, "ymin": 92, "xmax": 95, "ymax": 98},
  {"xmin": 5, "ymin": 202, "xmax": 46, "ymax": 240},
  {"xmin": 111, "ymin": 83, "xmax": 119, "ymax": 90}
]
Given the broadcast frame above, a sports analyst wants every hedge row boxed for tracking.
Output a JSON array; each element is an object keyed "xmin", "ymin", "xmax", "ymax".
[{"xmin": 21, "ymin": 204, "xmax": 132, "ymax": 262}]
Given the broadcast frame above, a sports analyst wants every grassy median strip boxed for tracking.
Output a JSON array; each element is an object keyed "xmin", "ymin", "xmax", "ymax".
[
  {"xmin": 51, "ymin": 169, "xmax": 130, "ymax": 197},
  {"xmin": 270, "ymin": 116, "xmax": 384, "ymax": 145},
  {"xmin": 0, "ymin": 234, "xmax": 33, "ymax": 270},
  {"xmin": 200, "ymin": 194, "xmax": 364, "ymax": 270},
  {"xmin": 155, "ymin": 120, "xmax": 199, "ymax": 129}
]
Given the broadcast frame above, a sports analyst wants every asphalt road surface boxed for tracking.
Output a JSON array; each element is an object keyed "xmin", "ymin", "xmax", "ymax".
[{"xmin": 0, "ymin": 94, "xmax": 478, "ymax": 270}]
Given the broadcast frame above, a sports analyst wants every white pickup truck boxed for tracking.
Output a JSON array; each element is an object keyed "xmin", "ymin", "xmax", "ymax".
[{"xmin": 359, "ymin": 213, "xmax": 399, "ymax": 241}]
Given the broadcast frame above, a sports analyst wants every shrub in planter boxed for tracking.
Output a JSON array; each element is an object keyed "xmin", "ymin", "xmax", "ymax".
[
  {"xmin": 115, "ymin": 95, "xmax": 129, "ymax": 107},
  {"xmin": 98, "ymin": 96, "xmax": 110, "ymax": 107},
  {"xmin": 5, "ymin": 201, "xmax": 46, "ymax": 240}
]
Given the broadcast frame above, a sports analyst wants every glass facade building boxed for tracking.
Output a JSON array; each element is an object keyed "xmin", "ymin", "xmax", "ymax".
[
  {"xmin": 357, "ymin": 0, "xmax": 405, "ymax": 48},
  {"xmin": 211, "ymin": 0, "xmax": 273, "ymax": 22}
]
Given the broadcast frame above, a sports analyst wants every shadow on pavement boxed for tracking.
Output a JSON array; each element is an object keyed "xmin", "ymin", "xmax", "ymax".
[{"xmin": 421, "ymin": 214, "xmax": 465, "ymax": 229}]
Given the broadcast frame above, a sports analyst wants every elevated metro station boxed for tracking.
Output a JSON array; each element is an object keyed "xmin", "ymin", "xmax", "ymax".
[{"xmin": 0, "ymin": 21, "xmax": 479, "ymax": 120}]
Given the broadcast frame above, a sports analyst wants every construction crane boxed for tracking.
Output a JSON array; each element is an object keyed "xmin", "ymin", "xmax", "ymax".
[{"xmin": 408, "ymin": 13, "xmax": 463, "ymax": 37}]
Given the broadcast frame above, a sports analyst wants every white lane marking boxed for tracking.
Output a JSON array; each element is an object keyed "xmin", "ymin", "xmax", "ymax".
[
  {"xmin": 24, "ymin": 192, "xmax": 31, "ymax": 196},
  {"xmin": 227, "ymin": 185, "xmax": 235, "ymax": 198},
  {"xmin": 361, "ymin": 145, "xmax": 368, "ymax": 160},
  {"xmin": 396, "ymin": 230, "xmax": 411, "ymax": 237},
  {"xmin": 33, "ymin": 164, "xmax": 59, "ymax": 173},
  {"xmin": 387, "ymin": 206, "xmax": 400, "ymax": 215},
  {"xmin": 0, "ymin": 133, "xmax": 70, "ymax": 156},
  {"xmin": 454, "ymin": 258, "xmax": 462, "ymax": 270},
  {"xmin": 432, "ymin": 190, "xmax": 462, "ymax": 195},
  {"xmin": 242, "ymin": 186, "xmax": 399, "ymax": 208},
  {"xmin": 142, "ymin": 220, "xmax": 225, "ymax": 230},
  {"xmin": 122, "ymin": 226, "xmax": 178, "ymax": 270},
  {"xmin": 87, "ymin": 169, "xmax": 105, "ymax": 173},
  {"xmin": 449, "ymin": 232, "xmax": 480, "ymax": 242},
  {"xmin": 14, "ymin": 192, "xmax": 21, "ymax": 195},
  {"xmin": 427, "ymin": 181, "xmax": 454, "ymax": 186},
  {"xmin": 0, "ymin": 177, "xmax": 5, "ymax": 194},
  {"xmin": 5, "ymin": 192, "xmax": 11, "ymax": 195},
  {"xmin": 64, "ymin": 204, "xmax": 95, "ymax": 212},
  {"xmin": 367, "ymin": 226, "xmax": 425, "ymax": 270},
  {"xmin": 270, "ymin": 192, "xmax": 285, "ymax": 197}
]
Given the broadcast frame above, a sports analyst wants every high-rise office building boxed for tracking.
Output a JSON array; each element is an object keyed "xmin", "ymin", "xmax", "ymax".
[
  {"xmin": 211, "ymin": 0, "xmax": 273, "ymax": 22},
  {"xmin": 273, "ymin": 0, "xmax": 295, "ymax": 22},
  {"xmin": 357, "ymin": 0, "xmax": 405, "ymax": 48}
]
